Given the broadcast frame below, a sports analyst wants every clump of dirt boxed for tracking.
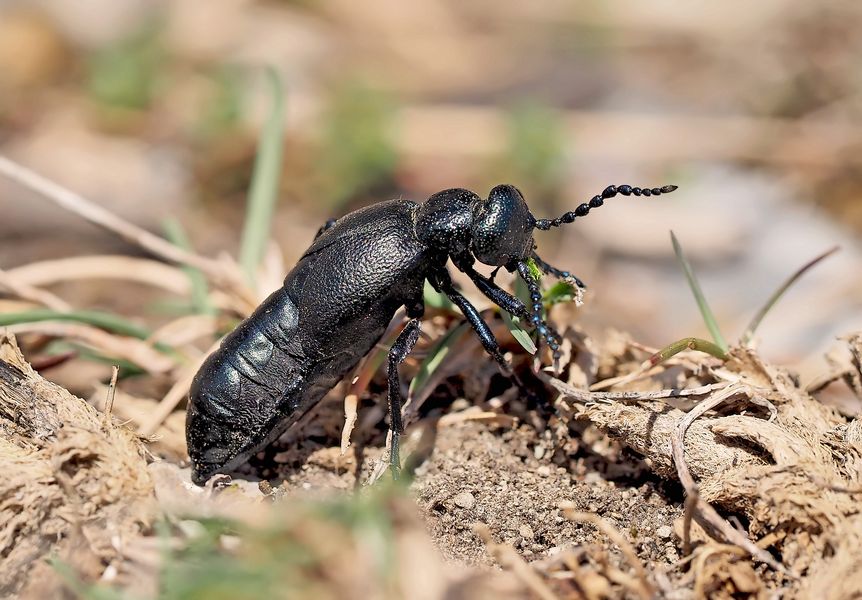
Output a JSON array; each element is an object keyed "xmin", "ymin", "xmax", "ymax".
[{"xmin": 0, "ymin": 333, "xmax": 154, "ymax": 598}]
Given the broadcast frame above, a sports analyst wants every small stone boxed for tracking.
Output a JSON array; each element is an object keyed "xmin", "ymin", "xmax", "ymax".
[
  {"xmin": 519, "ymin": 524, "xmax": 535, "ymax": 540},
  {"xmin": 537, "ymin": 465, "xmax": 551, "ymax": 477},
  {"xmin": 656, "ymin": 525, "xmax": 673, "ymax": 540},
  {"xmin": 534, "ymin": 445, "xmax": 546, "ymax": 460},
  {"xmin": 453, "ymin": 491, "xmax": 476, "ymax": 509}
]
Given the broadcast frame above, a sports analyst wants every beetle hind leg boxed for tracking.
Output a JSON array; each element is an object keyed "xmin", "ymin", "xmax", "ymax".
[{"xmin": 387, "ymin": 318, "xmax": 421, "ymax": 478}]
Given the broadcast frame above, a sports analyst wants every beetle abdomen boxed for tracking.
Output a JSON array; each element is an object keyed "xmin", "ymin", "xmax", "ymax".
[{"xmin": 186, "ymin": 286, "xmax": 307, "ymax": 484}]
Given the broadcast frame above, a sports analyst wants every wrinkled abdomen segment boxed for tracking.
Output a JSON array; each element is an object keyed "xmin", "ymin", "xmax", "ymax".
[{"xmin": 186, "ymin": 287, "xmax": 306, "ymax": 484}]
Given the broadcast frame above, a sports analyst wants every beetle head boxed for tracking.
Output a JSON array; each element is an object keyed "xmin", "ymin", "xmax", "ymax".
[{"xmin": 470, "ymin": 184, "xmax": 535, "ymax": 267}]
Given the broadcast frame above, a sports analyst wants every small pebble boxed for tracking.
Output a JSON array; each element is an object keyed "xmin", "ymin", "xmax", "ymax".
[
  {"xmin": 656, "ymin": 525, "xmax": 673, "ymax": 540},
  {"xmin": 519, "ymin": 524, "xmax": 535, "ymax": 540},
  {"xmin": 453, "ymin": 491, "xmax": 476, "ymax": 509},
  {"xmin": 537, "ymin": 465, "xmax": 551, "ymax": 477}
]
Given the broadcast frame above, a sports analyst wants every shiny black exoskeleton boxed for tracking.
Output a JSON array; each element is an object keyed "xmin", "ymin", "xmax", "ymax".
[{"xmin": 186, "ymin": 183, "xmax": 677, "ymax": 484}]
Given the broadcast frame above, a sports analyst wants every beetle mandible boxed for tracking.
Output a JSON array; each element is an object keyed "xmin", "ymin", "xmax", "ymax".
[{"xmin": 186, "ymin": 183, "xmax": 677, "ymax": 484}]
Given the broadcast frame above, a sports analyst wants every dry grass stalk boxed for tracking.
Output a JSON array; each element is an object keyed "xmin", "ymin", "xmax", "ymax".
[
  {"xmin": 137, "ymin": 339, "xmax": 222, "ymax": 436},
  {"xmin": 7, "ymin": 255, "xmax": 193, "ymax": 297},
  {"xmin": 4, "ymin": 321, "xmax": 175, "ymax": 373},
  {"xmin": 473, "ymin": 523, "xmax": 560, "ymax": 600},
  {"xmin": 0, "ymin": 266, "xmax": 70, "ymax": 311},
  {"xmin": 0, "ymin": 155, "xmax": 256, "ymax": 307},
  {"xmin": 561, "ymin": 508, "xmax": 655, "ymax": 600}
]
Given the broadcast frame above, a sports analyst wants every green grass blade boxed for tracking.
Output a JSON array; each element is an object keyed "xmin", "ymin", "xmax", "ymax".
[
  {"xmin": 506, "ymin": 271, "xmax": 538, "ymax": 353},
  {"xmin": 0, "ymin": 309, "xmax": 151, "ymax": 339},
  {"xmin": 501, "ymin": 310, "xmax": 537, "ymax": 354},
  {"xmin": 239, "ymin": 67, "xmax": 286, "ymax": 286},
  {"xmin": 422, "ymin": 279, "xmax": 454, "ymax": 311},
  {"xmin": 741, "ymin": 245, "xmax": 839, "ymax": 346},
  {"xmin": 408, "ymin": 321, "xmax": 471, "ymax": 397},
  {"xmin": 670, "ymin": 231, "xmax": 728, "ymax": 352},
  {"xmin": 163, "ymin": 218, "xmax": 214, "ymax": 316},
  {"xmin": 543, "ymin": 280, "xmax": 578, "ymax": 307},
  {"xmin": 646, "ymin": 337, "xmax": 729, "ymax": 366}
]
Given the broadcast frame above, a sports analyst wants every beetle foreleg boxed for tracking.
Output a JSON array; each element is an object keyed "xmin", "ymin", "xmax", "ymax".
[
  {"xmin": 452, "ymin": 258, "xmax": 531, "ymax": 321},
  {"xmin": 531, "ymin": 252, "xmax": 586, "ymax": 289},
  {"xmin": 387, "ymin": 318, "xmax": 421, "ymax": 478},
  {"xmin": 516, "ymin": 261, "xmax": 563, "ymax": 372},
  {"xmin": 430, "ymin": 269, "xmax": 516, "ymax": 376}
]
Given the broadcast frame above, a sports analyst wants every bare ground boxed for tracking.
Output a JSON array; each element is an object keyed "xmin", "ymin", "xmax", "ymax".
[{"xmin": 3, "ymin": 328, "xmax": 862, "ymax": 599}]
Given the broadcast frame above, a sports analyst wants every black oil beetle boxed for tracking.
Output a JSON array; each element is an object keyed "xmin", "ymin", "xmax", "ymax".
[{"xmin": 186, "ymin": 183, "xmax": 677, "ymax": 484}]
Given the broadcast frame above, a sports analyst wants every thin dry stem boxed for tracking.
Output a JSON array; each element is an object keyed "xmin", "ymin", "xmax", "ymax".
[
  {"xmin": 0, "ymin": 155, "xmax": 254, "ymax": 304},
  {"xmin": 0, "ymin": 267, "xmax": 71, "ymax": 311},
  {"xmin": 8, "ymin": 256, "xmax": 193, "ymax": 296},
  {"xmin": 563, "ymin": 509, "xmax": 654, "ymax": 600},
  {"xmin": 671, "ymin": 384, "xmax": 787, "ymax": 573},
  {"xmin": 138, "ymin": 339, "xmax": 221, "ymax": 436},
  {"xmin": 4, "ymin": 322, "xmax": 175, "ymax": 373},
  {"xmin": 472, "ymin": 523, "xmax": 560, "ymax": 600},
  {"xmin": 543, "ymin": 374, "xmax": 729, "ymax": 405},
  {"xmin": 104, "ymin": 366, "xmax": 119, "ymax": 425}
]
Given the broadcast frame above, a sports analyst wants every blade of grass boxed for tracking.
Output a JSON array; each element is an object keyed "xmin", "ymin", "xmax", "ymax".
[
  {"xmin": 646, "ymin": 336, "xmax": 729, "ymax": 365},
  {"xmin": 163, "ymin": 218, "xmax": 215, "ymax": 316},
  {"xmin": 0, "ymin": 309, "xmax": 151, "ymax": 339},
  {"xmin": 590, "ymin": 336, "xmax": 728, "ymax": 391},
  {"xmin": 408, "ymin": 321, "xmax": 471, "ymax": 398},
  {"xmin": 422, "ymin": 279, "xmax": 454, "ymax": 311},
  {"xmin": 0, "ymin": 309, "xmax": 179, "ymax": 357},
  {"xmin": 239, "ymin": 66, "xmax": 286, "ymax": 286},
  {"xmin": 670, "ymin": 231, "xmax": 728, "ymax": 352},
  {"xmin": 504, "ymin": 270, "xmax": 539, "ymax": 354},
  {"xmin": 501, "ymin": 310, "xmax": 537, "ymax": 354},
  {"xmin": 741, "ymin": 245, "xmax": 839, "ymax": 346}
]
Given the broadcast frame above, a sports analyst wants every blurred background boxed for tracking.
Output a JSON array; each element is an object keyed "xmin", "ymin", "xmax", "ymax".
[{"xmin": 1, "ymin": 0, "xmax": 861, "ymax": 386}]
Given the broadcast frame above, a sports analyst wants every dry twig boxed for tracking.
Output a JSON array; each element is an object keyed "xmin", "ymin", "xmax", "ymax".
[
  {"xmin": 562, "ymin": 507, "xmax": 654, "ymax": 600},
  {"xmin": 473, "ymin": 523, "xmax": 560, "ymax": 600},
  {"xmin": 670, "ymin": 384, "xmax": 787, "ymax": 573}
]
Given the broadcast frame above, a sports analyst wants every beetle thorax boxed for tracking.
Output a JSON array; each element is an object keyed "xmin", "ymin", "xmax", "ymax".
[{"xmin": 415, "ymin": 188, "xmax": 480, "ymax": 256}]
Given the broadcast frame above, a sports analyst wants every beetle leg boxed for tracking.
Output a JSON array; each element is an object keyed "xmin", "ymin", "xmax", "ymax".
[
  {"xmin": 531, "ymin": 252, "xmax": 586, "ymax": 289},
  {"xmin": 387, "ymin": 318, "xmax": 421, "ymax": 478},
  {"xmin": 516, "ymin": 261, "xmax": 563, "ymax": 373},
  {"xmin": 314, "ymin": 218, "xmax": 338, "ymax": 239},
  {"xmin": 430, "ymin": 269, "xmax": 517, "ymax": 378},
  {"xmin": 455, "ymin": 257, "xmax": 564, "ymax": 373},
  {"xmin": 455, "ymin": 261, "xmax": 530, "ymax": 321}
]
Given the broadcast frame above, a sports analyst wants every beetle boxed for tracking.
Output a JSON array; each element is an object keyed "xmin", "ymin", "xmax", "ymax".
[{"xmin": 186, "ymin": 183, "xmax": 677, "ymax": 484}]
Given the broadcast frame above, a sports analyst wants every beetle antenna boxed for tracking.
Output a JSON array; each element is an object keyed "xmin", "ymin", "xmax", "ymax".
[{"xmin": 533, "ymin": 184, "xmax": 678, "ymax": 230}]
